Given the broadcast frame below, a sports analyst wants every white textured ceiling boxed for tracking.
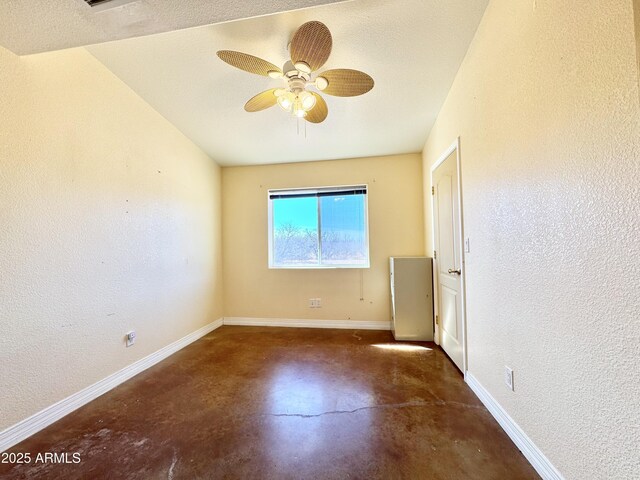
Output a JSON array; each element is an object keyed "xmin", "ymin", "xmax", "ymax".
[
  {"xmin": 0, "ymin": 0, "xmax": 349, "ymax": 55},
  {"xmin": 87, "ymin": 0, "xmax": 488, "ymax": 166}
]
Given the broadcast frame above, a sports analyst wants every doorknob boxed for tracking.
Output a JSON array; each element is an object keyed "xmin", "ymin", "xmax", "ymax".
[{"xmin": 448, "ymin": 268, "xmax": 461, "ymax": 275}]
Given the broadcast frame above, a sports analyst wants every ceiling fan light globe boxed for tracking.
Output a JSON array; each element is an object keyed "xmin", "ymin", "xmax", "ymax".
[
  {"xmin": 299, "ymin": 91, "xmax": 317, "ymax": 111},
  {"xmin": 277, "ymin": 94, "xmax": 293, "ymax": 111}
]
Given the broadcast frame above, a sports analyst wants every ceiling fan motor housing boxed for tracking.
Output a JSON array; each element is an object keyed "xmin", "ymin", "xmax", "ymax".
[{"xmin": 288, "ymin": 77, "xmax": 307, "ymax": 94}]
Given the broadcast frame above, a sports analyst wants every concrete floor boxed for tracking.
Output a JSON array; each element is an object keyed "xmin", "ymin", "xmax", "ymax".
[{"xmin": 0, "ymin": 326, "xmax": 539, "ymax": 479}]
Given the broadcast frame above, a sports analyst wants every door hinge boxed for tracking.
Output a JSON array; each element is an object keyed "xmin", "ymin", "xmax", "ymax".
[
  {"xmin": 435, "ymin": 315, "xmax": 439, "ymax": 325},
  {"xmin": 431, "ymin": 186, "xmax": 435, "ymax": 195},
  {"xmin": 433, "ymin": 250, "xmax": 437, "ymax": 259}
]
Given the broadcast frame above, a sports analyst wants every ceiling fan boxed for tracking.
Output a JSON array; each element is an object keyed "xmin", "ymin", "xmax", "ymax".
[{"xmin": 216, "ymin": 21, "xmax": 374, "ymax": 123}]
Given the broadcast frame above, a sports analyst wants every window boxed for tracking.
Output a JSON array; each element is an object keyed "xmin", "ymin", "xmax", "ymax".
[{"xmin": 268, "ymin": 185, "xmax": 370, "ymax": 269}]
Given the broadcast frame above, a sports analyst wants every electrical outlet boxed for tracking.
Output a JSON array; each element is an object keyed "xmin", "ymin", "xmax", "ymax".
[
  {"xmin": 504, "ymin": 366, "xmax": 514, "ymax": 391},
  {"xmin": 126, "ymin": 330, "xmax": 136, "ymax": 347},
  {"xmin": 308, "ymin": 298, "xmax": 322, "ymax": 308}
]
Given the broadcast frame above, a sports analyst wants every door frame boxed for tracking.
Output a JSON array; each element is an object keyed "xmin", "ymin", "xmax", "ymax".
[{"xmin": 430, "ymin": 137, "xmax": 468, "ymax": 374}]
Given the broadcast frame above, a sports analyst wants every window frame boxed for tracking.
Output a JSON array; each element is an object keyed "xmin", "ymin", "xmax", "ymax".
[{"xmin": 267, "ymin": 184, "xmax": 370, "ymax": 269}]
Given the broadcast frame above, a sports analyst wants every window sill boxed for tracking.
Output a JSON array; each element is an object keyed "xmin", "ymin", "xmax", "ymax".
[{"xmin": 269, "ymin": 264, "xmax": 370, "ymax": 270}]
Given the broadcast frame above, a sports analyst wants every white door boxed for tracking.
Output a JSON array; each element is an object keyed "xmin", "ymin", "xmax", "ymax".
[{"xmin": 432, "ymin": 147, "xmax": 464, "ymax": 372}]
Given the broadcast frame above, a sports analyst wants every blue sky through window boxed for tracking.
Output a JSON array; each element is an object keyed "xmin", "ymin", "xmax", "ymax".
[
  {"xmin": 320, "ymin": 195, "xmax": 365, "ymax": 238},
  {"xmin": 272, "ymin": 197, "xmax": 317, "ymax": 230}
]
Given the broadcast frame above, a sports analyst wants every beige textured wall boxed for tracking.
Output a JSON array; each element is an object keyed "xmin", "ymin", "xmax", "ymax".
[
  {"xmin": 422, "ymin": 1, "xmax": 640, "ymax": 479},
  {"xmin": 0, "ymin": 46, "xmax": 223, "ymax": 430},
  {"xmin": 635, "ymin": 0, "xmax": 640, "ymax": 88},
  {"xmin": 222, "ymin": 154, "xmax": 424, "ymax": 323}
]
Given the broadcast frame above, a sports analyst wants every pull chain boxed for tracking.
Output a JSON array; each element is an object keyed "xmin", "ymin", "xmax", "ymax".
[{"xmin": 293, "ymin": 117, "xmax": 309, "ymax": 138}]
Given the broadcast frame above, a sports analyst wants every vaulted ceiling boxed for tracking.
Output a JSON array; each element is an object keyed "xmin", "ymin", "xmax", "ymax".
[
  {"xmin": 0, "ymin": 0, "xmax": 348, "ymax": 55},
  {"xmin": 0, "ymin": 0, "xmax": 489, "ymax": 166}
]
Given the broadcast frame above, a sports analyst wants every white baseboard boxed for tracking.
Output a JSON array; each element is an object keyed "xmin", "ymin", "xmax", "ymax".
[
  {"xmin": 0, "ymin": 318, "xmax": 224, "ymax": 453},
  {"xmin": 223, "ymin": 317, "xmax": 391, "ymax": 330},
  {"xmin": 465, "ymin": 372, "xmax": 565, "ymax": 480}
]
